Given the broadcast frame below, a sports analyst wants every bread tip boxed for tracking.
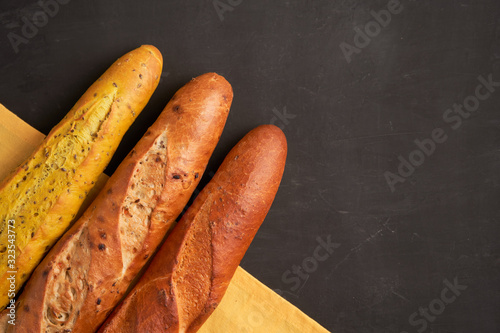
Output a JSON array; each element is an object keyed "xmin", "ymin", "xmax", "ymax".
[
  {"xmin": 240, "ymin": 125, "xmax": 288, "ymax": 166},
  {"xmin": 139, "ymin": 44, "xmax": 163, "ymax": 65},
  {"xmin": 197, "ymin": 72, "xmax": 230, "ymax": 85},
  {"xmin": 191, "ymin": 72, "xmax": 233, "ymax": 101},
  {"xmin": 256, "ymin": 124, "xmax": 287, "ymax": 147}
]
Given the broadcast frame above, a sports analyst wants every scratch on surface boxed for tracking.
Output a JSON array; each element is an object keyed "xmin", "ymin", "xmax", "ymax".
[
  {"xmin": 411, "ymin": 232, "xmax": 422, "ymax": 241},
  {"xmin": 328, "ymin": 131, "xmax": 423, "ymax": 144},
  {"xmin": 296, "ymin": 274, "xmax": 310, "ymax": 295},
  {"xmin": 298, "ymin": 86, "xmax": 319, "ymax": 97},
  {"xmin": 318, "ymin": 189, "xmax": 336, "ymax": 211},
  {"xmin": 381, "ymin": 218, "xmax": 396, "ymax": 233},
  {"xmin": 328, "ymin": 218, "xmax": 392, "ymax": 277},
  {"xmin": 391, "ymin": 289, "xmax": 410, "ymax": 303}
]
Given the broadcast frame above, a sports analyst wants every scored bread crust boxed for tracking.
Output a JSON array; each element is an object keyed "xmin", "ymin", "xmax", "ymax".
[
  {"xmin": 9, "ymin": 73, "xmax": 233, "ymax": 333},
  {"xmin": 99, "ymin": 125, "xmax": 287, "ymax": 333},
  {"xmin": 0, "ymin": 45, "xmax": 162, "ymax": 311}
]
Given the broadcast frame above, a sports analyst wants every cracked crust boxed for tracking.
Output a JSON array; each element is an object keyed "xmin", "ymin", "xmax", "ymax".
[
  {"xmin": 0, "ymin": 45, "xmax": 162, "ymax": 311},
  {"xmin": 100, "ymin": 125, "xmax": 287, "ymax": 333},
  {"xmin": 9, "ymin": 73, "xmax": 232, "ymax": 333}
]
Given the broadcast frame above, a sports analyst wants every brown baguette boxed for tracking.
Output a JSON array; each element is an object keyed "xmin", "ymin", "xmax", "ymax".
[
  {"xmin": 9, "ymin": 73, "xmax": 233, "ymax": 333},
  {"xmin": 0, "ymin": 45, "xmax": 162, "ymax": 311},
  {"xmin": 99, "ymin": 124, "xmax": 287, "ymax": 333}
]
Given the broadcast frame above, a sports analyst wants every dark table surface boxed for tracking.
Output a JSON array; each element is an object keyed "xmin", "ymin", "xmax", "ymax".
[{"xmin": 1, "ymin": 0, "xmax": 500, "ymax": 332}]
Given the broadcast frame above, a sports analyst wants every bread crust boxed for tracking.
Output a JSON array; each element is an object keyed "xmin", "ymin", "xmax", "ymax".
[
  {"xmin": 99, "ymin": 125, "xmax": 287, "ymax": 333},
  {"xmin": 8, "ymin": 73, "xmax": 232, "ymax": 333},
  {"xmin": 0, "ymin": 45, "xmax": 162, "ymax": 311}
]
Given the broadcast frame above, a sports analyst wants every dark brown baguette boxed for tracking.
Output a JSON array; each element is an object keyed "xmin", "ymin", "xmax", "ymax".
[
  {"xmin": 8, "ymin": 73, "xmax": 233, "ymax": 333},
  {"xmin": 99, "ymin": 124, "xmax": 287, "ymax": 333}
]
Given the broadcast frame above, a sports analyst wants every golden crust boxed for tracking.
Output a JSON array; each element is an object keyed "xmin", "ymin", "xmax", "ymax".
[
  {"xmin": 99, "ymin": 125, "xmax": 287, "ymax": 333},
  {"xmin": 0, "ymin": 45, "xmax": 162, "ymax": 311},
  {"xmin": 10, "ymin": 73, "xmax": 232, "ymax": 333}
]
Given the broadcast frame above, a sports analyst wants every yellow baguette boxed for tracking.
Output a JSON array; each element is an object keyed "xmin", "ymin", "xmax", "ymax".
[{"xmin": 0, "ymin": 45, "xmax": 163, "ymax": 310}]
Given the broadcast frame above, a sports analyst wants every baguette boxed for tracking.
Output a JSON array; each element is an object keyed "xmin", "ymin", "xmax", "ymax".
[
  {"xmin": 99, "ymin": 124, "xmax": 287, "ymax": 333},
  {"xmin": 9, "ymin": 73, "xmax": 233, "ymax": 333},
  {"xmin": 0, "ymin": 45, "xmax": 162, "ymax": 310}
]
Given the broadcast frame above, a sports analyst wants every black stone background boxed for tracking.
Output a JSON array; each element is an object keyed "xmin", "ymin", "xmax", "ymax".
[{"xmin": 1, "ymin": 1, "xmax": 499, "ymax": 332}]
